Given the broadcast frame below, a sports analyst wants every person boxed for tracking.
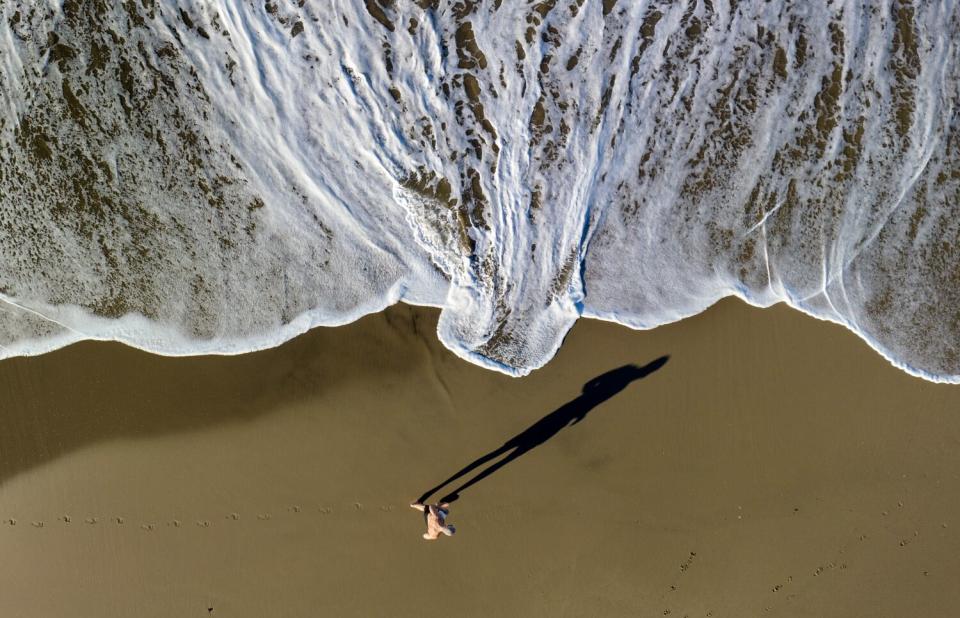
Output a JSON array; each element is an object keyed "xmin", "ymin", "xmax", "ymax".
[{"xmin": 410, "ymin": 502, "xmax": 455, "ymax": 540}]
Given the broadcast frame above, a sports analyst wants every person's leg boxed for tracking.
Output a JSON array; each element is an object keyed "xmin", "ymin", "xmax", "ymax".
[{"xmin": 409, "ymin": 502, "xmax": 426, "ymax": 511}]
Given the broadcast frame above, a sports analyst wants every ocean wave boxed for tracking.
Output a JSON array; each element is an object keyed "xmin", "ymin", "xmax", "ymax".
[{"xmin": 0, "ymin": 0, "xmax": 957, "ymax": 381}]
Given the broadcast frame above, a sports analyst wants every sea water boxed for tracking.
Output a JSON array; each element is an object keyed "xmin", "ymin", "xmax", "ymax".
[{"xmin": 0, "ymin": 0, "xmax": 957, "ymax": 381}]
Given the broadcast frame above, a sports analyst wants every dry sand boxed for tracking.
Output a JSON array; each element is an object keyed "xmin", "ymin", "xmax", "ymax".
[{"xmin": 0, "ymin": 298, "xmax": 958, "ymax": 617}]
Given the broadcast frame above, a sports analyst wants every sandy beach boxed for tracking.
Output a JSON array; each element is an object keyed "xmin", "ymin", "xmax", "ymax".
[{"xmin": 0, "ymin": 298, "xmax": 958, "ymax": 617}]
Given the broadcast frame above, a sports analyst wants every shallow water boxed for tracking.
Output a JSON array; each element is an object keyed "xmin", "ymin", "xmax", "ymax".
[{"xmin": 0, "ymin": 0, "xmax": 957, "ymax": 381}]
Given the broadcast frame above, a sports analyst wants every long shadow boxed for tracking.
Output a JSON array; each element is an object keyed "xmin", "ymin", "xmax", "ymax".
[{"xmin": 417, "ymin": 356, "xmax": 669, "ymax": 505}]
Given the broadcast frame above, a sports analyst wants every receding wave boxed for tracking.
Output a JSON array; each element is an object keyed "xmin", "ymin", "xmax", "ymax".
[{"xmin": 0, "ymin": 0, "xmax": 957, "ymax": 381}]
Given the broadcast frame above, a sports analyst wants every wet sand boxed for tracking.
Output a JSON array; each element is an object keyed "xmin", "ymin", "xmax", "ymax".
[{"xmin": 0, "ymin": 298, "xmax": 958, "ymax": 617}]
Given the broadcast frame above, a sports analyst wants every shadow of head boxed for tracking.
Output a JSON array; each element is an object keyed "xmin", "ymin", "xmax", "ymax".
[{"xmin": 581, "ymin": 356, "xmax": 670, "ymax": 397}]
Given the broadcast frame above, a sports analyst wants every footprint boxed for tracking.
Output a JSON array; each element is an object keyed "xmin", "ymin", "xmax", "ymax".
[
  {"xmin": 141, "ymin": 524, "xmax": 155, "ymax": 531},
  {"xmin": 379, "ymin": 505, "xmax": 394, "ymax": 512},
  {"xmin": 679, "ymin": 551, "xmax": 696, "ymax": 574},
  {"xmin": 169, "ymin": 520, "xmax": 182, "ymax": 528},
  {"xmin": 31, "ymin": 521, "xmax": 44, "ymax": 528},
  {"xmin": 814, "ymin": 562, "xmax": 841, "ymax": 576},
  {"xmin": 770, "ymin": 575, "xmax": 793, "ymax": 593},
  {"xmin": 196, "ymin": 520, "xmax": 211, "ymax": 528},
  {"xmin": 290, "ymin": 506, "xmax": 301, "ymax": 513},
  {"xmin": 85, "ymin": 517, "xmax": 98, "ymax": 525},
  {"xmin": 353, "ymin": 503, "xmax": 363, "ymax": 511},
  {"xmin": 114, "ymin": 517, "xmax": 125, "ymax": 525},
  {"xmin": 257, "ymin": 514, "xmax": 271, "ymax": 521},
  {"xmin": 318, "ymin": 507, "xmax": 332, "ymax": 515},
  {"xmin": 227, "ymin": 513, "xmax": 240, "ymax": 521},
  {"xmin": 7, "ymin": 519, "xmax": 15, "ymax": 526},
  {"xmin": 898, "ymin": 535, "xmax": 916, "ymax": 547},
  {"xmin": 61, "ymin": 515, "xmax": 72, "ymax": 524}
]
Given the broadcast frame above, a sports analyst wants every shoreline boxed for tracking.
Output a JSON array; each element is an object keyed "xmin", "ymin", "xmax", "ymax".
[{"xmin": 2, "ymin": 289, "xmax": 956, "ymax": 385}]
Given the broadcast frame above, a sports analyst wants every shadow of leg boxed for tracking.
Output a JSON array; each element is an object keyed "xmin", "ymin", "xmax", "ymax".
[
  {"xmin": 439, "ymin": 447, "xmax": 526, "ymax": 504},
  {"xmin": 417, "ymin": 443, "xmax": 512, "ymax": 504}
]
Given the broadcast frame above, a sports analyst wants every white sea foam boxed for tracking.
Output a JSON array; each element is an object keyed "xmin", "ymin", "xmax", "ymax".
[{"xmin": 0, "ymin": 1, "xmax": 957, "ymax": 381}]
